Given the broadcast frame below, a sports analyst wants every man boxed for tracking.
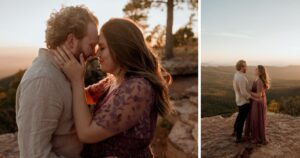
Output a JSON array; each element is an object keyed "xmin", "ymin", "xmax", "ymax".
[
  {"xmin": 16, "ymin": 5, "xmax": 99, "ymax": 157},
  {"xmin": 232, "ymin": 60, "xmax": 251, "ymax": 143}
]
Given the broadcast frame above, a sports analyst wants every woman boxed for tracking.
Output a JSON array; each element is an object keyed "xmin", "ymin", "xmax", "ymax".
[
  {"xmin": 53, "ymin": 18, "xmax": 173, "ymax": 157},
  {"xmin": 245, "ymin": 65, "xmax": 270, "ymax": 145}
]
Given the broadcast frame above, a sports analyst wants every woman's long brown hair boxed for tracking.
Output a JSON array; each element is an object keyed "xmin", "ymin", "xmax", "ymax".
[
  {"xmin": 257, "ymin": 65, "xmax": 270, "ymax": 90},
  {"xmin": 101, "ymin": 18, "xmax": 173, "ymax": 117}
]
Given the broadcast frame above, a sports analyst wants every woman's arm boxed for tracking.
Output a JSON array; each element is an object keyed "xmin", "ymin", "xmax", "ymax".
[
  {"xmin": 71, "ymin": 79, "xmax": 113, "ymax": 143},
  {"xmin": 251, "ymin": 91, "xmax": 263, "ymax": 98}
]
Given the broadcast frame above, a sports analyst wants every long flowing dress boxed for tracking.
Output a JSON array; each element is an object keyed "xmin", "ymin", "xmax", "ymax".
[
  {"xmin": 245, "ymin": 79, "xmax": 268, "ymax": 144},
  {"xmin": 81, "ymin": 75, "xmax": 157, "ymax": 158}
]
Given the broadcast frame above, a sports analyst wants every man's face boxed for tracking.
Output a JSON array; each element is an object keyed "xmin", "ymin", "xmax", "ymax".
[
  {"xmin": 74, "ymin": 22, "xmax": 98, "ymax": 60},
  {"xmin": 241, "ymin": 64, "xmax": 247, "ymax": 73}
]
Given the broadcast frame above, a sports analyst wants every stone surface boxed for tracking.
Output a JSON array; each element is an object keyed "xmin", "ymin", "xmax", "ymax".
[
  {"xmin": 189, "ymin": 96, "xmax": 198, "ymax": 106},
  {"xmin": 162, "ymin": 59, "xmax": 197, "ymax": 76},
  {"xmin": 202, "ymin": 112, "xmax": 300, "ymax": 158},
  {"xmin": 185, "ymin": 85, "xmax": 198, "ymax": 96},
  {"xmin": 166, "ymin": 121, "xmax": 198, "ymax": 158},
  {"xmin": 166, "ymin": 85, "xmax": 198, "ymax": 158},
  {"xmin": 0, "ymin": 133, "xmax": 18, "ymax": 158}
]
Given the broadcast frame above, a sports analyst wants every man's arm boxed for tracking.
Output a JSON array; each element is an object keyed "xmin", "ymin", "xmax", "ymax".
[{"xmin": 16, "ymin": 77, "xmax": 64, "ymax": 158}]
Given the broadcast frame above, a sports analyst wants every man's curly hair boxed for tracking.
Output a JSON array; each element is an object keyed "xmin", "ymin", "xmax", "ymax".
[{"xmin": 45, "ymin": 5, "xmax": 98, "ymax": 49}]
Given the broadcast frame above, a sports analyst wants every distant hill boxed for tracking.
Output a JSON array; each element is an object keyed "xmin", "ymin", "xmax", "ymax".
[
  {"xmin": 202, "ymin": 66, "xmax": 300, "ymax": 117},
  {"xmin": 0, "ymin": 47, "xmax": 37, "ymax": 79}
]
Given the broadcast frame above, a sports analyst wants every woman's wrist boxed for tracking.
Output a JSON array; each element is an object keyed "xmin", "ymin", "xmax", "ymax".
[{"xmin": 71, "ymin": 78, "xmax": 84, "ymax": 86}]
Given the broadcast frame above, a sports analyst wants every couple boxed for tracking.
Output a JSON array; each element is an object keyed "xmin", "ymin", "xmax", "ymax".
[
  {"xmin": 232, "ymin": 60, "xmax": 270, "ymax": 145},
  {"xmin": 16, "ymin": 5, "xmax": 172, "ymax": 158}
]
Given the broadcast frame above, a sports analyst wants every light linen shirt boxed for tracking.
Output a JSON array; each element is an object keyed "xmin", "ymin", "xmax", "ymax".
[
  {"xmin": 233, "ymin": 71, "xmax": 251, "ymax": 106},
  {"xmin": 16, "ymin": 48, "xmax": 82, "ymax": 158}
]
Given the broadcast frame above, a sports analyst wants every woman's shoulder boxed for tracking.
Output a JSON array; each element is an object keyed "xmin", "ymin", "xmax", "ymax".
[
  {"xmin": 256, "ymin": 78, "xmax": 263, "ymax": 84},
  {"xmin": 122, "ymin": 76, "xmax": 153, "ymax": 93},
  {"xmin": 125, "ymin": 76, "xmax": 151, "ymax": 85}
]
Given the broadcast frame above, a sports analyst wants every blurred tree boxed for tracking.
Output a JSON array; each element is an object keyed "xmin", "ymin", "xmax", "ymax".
[
  {"xmin": 278, "ymin": 96, "xmax": 300, "ymax": 116},
  {"xmin": 146, "ymin": 25, "xmax": 166, "ymax": 49},
  {"xmin": 123, "ymin": 0, "xmax": 198, "ymax": 59},
  {"xmin": 0, "ymin": 70, "xmax": 24, "ymax": 133},
  {"xmin": 268, "ymin": 100, "xmax": 280, "ymax": 113},
  {"xmin": 173, "ymin": 27, "xmax": 194, "ymax": 46},
  {"xmin": 173, "ymin": 13, "xmax": 197, "ymax": 47},
  {"xmin": 0, "ymin": 92, "xmax": 6, "ymax": 100},
  {"xmin": 123, "ymin": 0, "xmax": 151, "ymax": 29},
  {"xmin": 84, "ymin": 59, "xmax": 106, "ymax": 86}
]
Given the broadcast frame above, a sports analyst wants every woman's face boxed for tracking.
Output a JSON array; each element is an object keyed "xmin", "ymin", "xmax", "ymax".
[
  {"xmin": 255, "ymin": 67, "xmax": 259, "ymax": 77},
  {"xmin": 97, "ymin": 32, "xmax": 118, "ymax": 74}
]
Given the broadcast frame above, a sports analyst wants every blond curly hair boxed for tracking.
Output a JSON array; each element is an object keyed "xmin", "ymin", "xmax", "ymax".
[{"xmin": 45, "ymin": 5, "xmax": 98, "ymax": 49}]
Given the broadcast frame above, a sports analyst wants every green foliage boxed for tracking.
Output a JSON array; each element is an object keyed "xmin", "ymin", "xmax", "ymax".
[
  {"xmin": 123, "ymin": 0, "xmax": 151, "ymax": 29},
  {"xmin": 276, "ymin": 96, "xmax": 300, "ymax": 116},
  {"xmin": 84, "ymin": 59, "xmax": 106, "ymax": 86},
  {"xmin": 146, "ymin": 25, "xmax": 166, "ymax": 48},
  {"xmin": 173, "ymin": 26, "xmax": 196, "ymax": 47},
  {"xmin": 0, "ymin": 70, "xmax": 25, "ymax": 134},
  {"xmin": 268, "ymin": 100, "xmax": 280, "ymax": 113},
  {"xmin": 123, "ymin": 0, "xmax": 198, "ymax": 59}
]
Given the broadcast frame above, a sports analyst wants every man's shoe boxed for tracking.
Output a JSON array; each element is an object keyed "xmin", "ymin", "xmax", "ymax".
[
  {"xmin": 231, "ymin": 132, "xmax": 236, "ymax": 137},
  {"xmin": 235, "ymin": 138, "xmax": 242, "ymax": 143}
]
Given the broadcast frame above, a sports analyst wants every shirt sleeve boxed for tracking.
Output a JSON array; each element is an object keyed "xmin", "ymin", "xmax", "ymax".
[
  {"xmin": 16, "ymin": 77, "xmax": 64, "ymax": 158},
  {"xmin": 238, "ymin": 77, "xmax": 251, "ymax": 99},
  {"xmin": 92, "ymin": 77, "xmax": 154, "ymax": 133},
  {"xmin": 85, "ymin": 77, "xmax": 111, "ymax": 103}
]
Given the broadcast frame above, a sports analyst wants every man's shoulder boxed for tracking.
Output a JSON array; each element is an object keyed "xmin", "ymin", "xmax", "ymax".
[
  {"xmin": 21, "ymin": 59, "xmax": 64, "ymax": 85},
  {"xmin": 233, "ymin": 72, "xmax": 248, "ymax": 81}
]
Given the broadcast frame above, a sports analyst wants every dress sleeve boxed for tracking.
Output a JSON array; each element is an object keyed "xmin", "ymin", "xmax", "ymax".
[
  {"xmin": 93, "ymin": 77, "xmax": 154, "ymax": 133},
  {"xmin": 85, "ymin": 77, "xmax": 111, "ymax": 103}
]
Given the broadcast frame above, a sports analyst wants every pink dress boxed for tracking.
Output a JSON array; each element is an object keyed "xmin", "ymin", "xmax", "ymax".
[
  {"xmin": 245, "ymin": 79, "xmax": 268, "ymax": 144},
  {"xmin": 81, "ymin": 75, "xmax": 157, "ymax": 158}
]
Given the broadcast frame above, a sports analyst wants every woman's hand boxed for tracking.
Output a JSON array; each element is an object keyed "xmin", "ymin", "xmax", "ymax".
[{"xmin": 53, "ymin": 45, "xmax": 85, "ymax": 85}]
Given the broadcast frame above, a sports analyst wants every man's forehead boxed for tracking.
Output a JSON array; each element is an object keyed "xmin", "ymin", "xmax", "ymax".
[
  {"xmin": 98, "ymin": 34, "xmax": 105, "ymax": 42},
  {"xmin": 87, "ymin": 23, "xmax": 98, "ymax": 39}
]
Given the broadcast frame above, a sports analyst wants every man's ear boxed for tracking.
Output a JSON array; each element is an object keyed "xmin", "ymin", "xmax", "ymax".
[{"xmin": 66, "ymin": 33, "xmax": 78, "ymax": 50}]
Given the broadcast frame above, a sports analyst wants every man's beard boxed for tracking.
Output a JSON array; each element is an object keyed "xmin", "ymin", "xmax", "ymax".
[{"xmin": 74, "ymin": 42, "xmax": 84, "ymax": 62}]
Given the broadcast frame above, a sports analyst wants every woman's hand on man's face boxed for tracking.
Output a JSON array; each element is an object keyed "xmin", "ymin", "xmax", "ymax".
[{"xmin": 53, "ymin": 45, "xmax": 86, "ymax": 84}]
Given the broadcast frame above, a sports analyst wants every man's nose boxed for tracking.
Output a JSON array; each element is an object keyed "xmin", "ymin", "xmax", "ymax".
[{"xmin": 95, "ymin": 49, "xmax": 101, "ymax": 57}]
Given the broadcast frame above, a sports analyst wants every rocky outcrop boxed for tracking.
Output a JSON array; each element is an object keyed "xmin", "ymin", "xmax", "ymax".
[
  {"xmin": 162, "ymin": 58, "xmax": 198, "ymax": 76},
  {"xmin": 202, "ymin": 112, "xmax": 300, "ymax": 158},
  {"xmin": 166, "ymin": 85, "xmax": 198, "ymax": 158},
  {"xmin": 0, "ymin": 133, "xmax": 18, "ymax": 158}
]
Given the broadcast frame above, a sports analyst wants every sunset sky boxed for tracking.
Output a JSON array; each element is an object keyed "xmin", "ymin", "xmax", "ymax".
[
  {"xmin": 0, "ymin": 0, "xmax": 197, "ymax": 48},
  {"xmin": 202, "ymin": 0, "xmax": 300, "ymax": 66},
  {"xmin": 0, "ymin": 0, "xmax": 197, "ymax": 78}
]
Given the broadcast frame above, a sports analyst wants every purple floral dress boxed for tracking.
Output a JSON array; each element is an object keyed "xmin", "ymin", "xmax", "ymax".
[
  {"xmin": 245, "ymin": 79, "xmax": 268, "ymax": 144},
  {"xmin": 81, "ymin": 75, "xmax": 157, "ymax": 158}
]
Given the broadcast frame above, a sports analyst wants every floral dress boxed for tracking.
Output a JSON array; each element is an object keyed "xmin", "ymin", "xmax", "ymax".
[
  {"xmin": 245, "ymin": 79, "xmax": 268, "ymax": 144},
  {"xmin": 81, "ymin": 75, "xmax": 158, "ymax": 158}
]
